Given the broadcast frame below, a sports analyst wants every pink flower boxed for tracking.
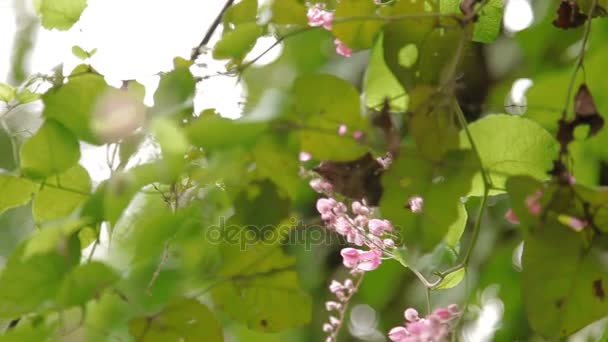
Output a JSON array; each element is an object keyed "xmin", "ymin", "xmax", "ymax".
[
  {"xmin": 407, "ymin": 196, "xmax": 424, "ymax": 213},
  {"xmin": 325, "ymin": 301, "xmax": 342, "ymax": 311},
  {"xmin": 368, "ymin": 219, "xmax": 393, "ymax": 235},
  {"xmin": 404, "ymin": 308, "xmax": 419, "ymax": 322},
  {"xmin": 334, "ymin": 38, "xmax": 352, "ymax": 57},
  {"xmin": 307, "ymin": 3, "xmax": 334, "ymax": 30},
  {"xmin": 567, "ymin": 217, "xmax": 588, "ymax": 232},
  {"xmin": 526, "ymin": 190, "xmax": 543, "ymax": 216},
  {"xmin": 357, "ymin": 249, "xmax": 382, "ymax": 271},
  {"xmin": 338, "ymin": 124, "xmax": 348, "ymax": 136},
  {"xmin": 310, "ymin": 178, "xmax": 333, "ymax": 193},
  {"xmin": 352, "ymin": 130, "xmax": 364, "ymax": 140},
  {"xmin": 388, "ymin": 305, "xmax": 460, "ymax": 342},
  {"xmin": 340, "ymin": 248, "xmax": 360, "ymax": 268},
  {"xmin": 335, "ymin": 217, "xmax": 353, "ymax": 235},
  {"xmin": 388, "ymin": 326, "xmax": 409, "ymax": 341},
  {"xmin": 383, "ymin": 238, "xmax": 395, "ymax": 248},
  {"xmin": 504, "ymin": 208, "xmax": 520, "ymax": 224},
  {"xmin": 329, "ymin": 280, "xmax": 343, "ymax": 293},
  {"xmin": 299, "ymin": 151, "xmax": 312, "ymax": 162},
  {"xmin": 352, "ymin": 201, "xmax": 370, "ymax": 216}
]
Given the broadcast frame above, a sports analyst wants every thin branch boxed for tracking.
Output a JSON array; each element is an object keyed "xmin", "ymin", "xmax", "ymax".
[
  {"xmin": 561, "ymin": 0, "xmax": 597, "ymax": 120},
  {"xmin": 190, "ymin": 0, "xmax": 236, "ymax": 61}
]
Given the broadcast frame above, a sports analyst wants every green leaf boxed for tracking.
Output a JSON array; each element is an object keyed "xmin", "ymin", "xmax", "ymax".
[
  {"xmin": 71, "ymin": 45, "xmax": 88, "ymax": 59},
  {"xmin": 383, "ymin": 0, "xmax": 437, "ymax": 91},
  {"xmin": 151, "ymin": 58, "xmax": 195, "ymax": 118},
  {"xmin": 473, "ymin": 0, "xmax": 504, "ymax": 43},
  {"xmin": 380, "ymin": 149, "xmax": 476, "ymax": 250},
  {"xmin": 20, "ymin": 120, "xmax": 81, "ymax": 179},
  {"xmin": 32, "ymin": 164, "xmax": 91, "ymax": 222},
  {"xmin": 186, "ymin": 116, "xmax": 268, "ymax": 149},
  {"xmin": 42, "ymin": 66, "xmax": 112, "ymax": 144},
  {"xmin": 365, "ymin": 33, "xmax": 408, "ymax": 111},
  {"xmin": 522, "ymin": 225, "xmax": 608, "ymax": 337},
  {"xmin": 212, "ymin": 244, "xmax": 311, "ymax": 332},
  {"xmin": 23, "ymin": 219, "xmax": 84, "ymax": 259},
  {"xmin": 0, "ymin": 322, "xmax": 56, "ymax": 342},
  {"xmin": 224, "ymin": 0, "xmax": 258, "ymax": 27},
  {"xmin": 292, "ymin": 74, "xmax": 368, "ymax": 160},
  {"xmin": 0, "ymin": 243, "xmax": 77, "ymax": 317},
  {"xmin": 460, "ymin": 114, "xmax": 558, "ymax": 196},
  {"xmin": 33, "ymin": 0, "xmax": 88, "ymax": 31},
  {"xmin": 332, "ymin": 0, "xmax": 383, "ymax": 49},
  {"xmin": 440, "ymin": 0, "xmax": 504, "ymax": 43},
  {"xmin": 408, "ymin": 91, "xmax": 460, "ymax": 160},
  {"xmin": 229, "ymin": 180, "xmax": 291, "ymax": 231},
  {"xmin": 151, "ymin": 117, "xmax": 189, "ymax": 179},
  {"xmin": 16, "ymin": 89, "xmax": 41, "ymax": 104},
  {"xmin": 270, "ymin": 0, "xmax": 308, "ymax": 25},
  {"xmin": 57, "ymin": 261, "xmax": 120, "ymax": 308},
  {"xmin": 0, "ymin": 175, "xmax": 38, "ymax": 215},
  {"xmin": 252, "ymin": 135, "xmax": 300, "ymax": 198},
  {"xmin": 398, "ymin": 44, "xmax": 418, "ymax": 68},
  {"xmin": 0, "ymin": 83, "xmax": 16, "ymax": 102},
  {"xmin": 213, "ymin": 22, "xmax": 263, "ymax": 60},
  {"xmin": 445, "ymin": 203, "xmax": 468, "ymax": 247},
  {"xmin": 435, "ymin": 267, "xmax": 465, "ymax": 289},
  {"xmin": 129, "ymin": 298, "xmax": 223, "ymax": 342}
]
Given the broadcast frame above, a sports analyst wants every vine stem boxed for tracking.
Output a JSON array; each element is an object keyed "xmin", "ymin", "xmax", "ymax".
[
  {"xmin": 561, "ymin": 0, "xmax": 597, "ymax": 120},
  {"xmin": 329, "ymin": 273, "xmax": 365, "ymax": 341},
  {"xmin": 190, "ymin": 0, "xmax": 235, "ymax": 61}
]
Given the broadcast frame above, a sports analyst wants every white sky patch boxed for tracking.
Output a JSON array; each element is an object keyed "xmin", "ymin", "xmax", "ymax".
[{"xmin": 503, "ymin": 0, "xmax": 534, "ymax": 33}]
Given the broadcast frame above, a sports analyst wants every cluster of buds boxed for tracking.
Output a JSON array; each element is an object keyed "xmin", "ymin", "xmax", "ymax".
[
  {"xmin": 312, "ymin": 186, "xmax": 396, "ymax": 272},
  {"xmin": 322, "ymin": 277, "xmax": 360, "ymax": 342},
  {"xmin": 504, "ymin": 188, "xmax": 589, "ymax": 232},
  {"xmin": 306, "ymin": 3, "xmax": 352, "ymax": 57},
  {"xmin": 388, "ymin": 305, "xmax": 461, "ymax": 342}
]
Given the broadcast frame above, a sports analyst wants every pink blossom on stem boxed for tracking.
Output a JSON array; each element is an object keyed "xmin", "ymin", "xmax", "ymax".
[
  {"xmin": 356, "ymin": 249, "xmax": 382, "ymax": 271},
  {"xmin": 388, "ymin": 305, "xmax": 460, "ymax": 342},
  {"xmin": 567, "ymin": 216, "xmax": 588, "ymax": 232},
  {"xmin": 526, "ymin": 190, "xmax": 543, "ymax": 216},
  {"xmin": 340, "ymin": 248, "xmax": 361, "ymax": 268},
  {"xmin": 299, "ymin": 151, "xmax": 312, "ymax": 162},
  {"xmin": 407, "ymin": 196, "xmax": 424, "ymax": 213},
  {"xmin": 310, "ymin": 178, "xmax": 333, "ymax": 193},
  {"xmin": 338, "ymin": 124, "xmax": 348, "ymax": 136},
  {"xmin": 352, "ymin": 130, "xmax": 364, "ymax": 140},
  {"xmin": 368, "ymin": 219, "xmax": 393, "ymax": 235},
  {"xmin": 307, "ymin": 3, "xmax": 334, "ymax": 30},
  {"xmin": 504, "ymin": 208, "xmax": 520, "ymax": 224},
  {"xmin": 334, "ymin": 38, "xmax": 353, "ymax": 57}
]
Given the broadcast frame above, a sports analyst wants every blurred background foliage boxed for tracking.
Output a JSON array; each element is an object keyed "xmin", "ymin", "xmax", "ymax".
[{"xmin": 0, "ymin": 0, "xmax": 607, "ymax": 341}]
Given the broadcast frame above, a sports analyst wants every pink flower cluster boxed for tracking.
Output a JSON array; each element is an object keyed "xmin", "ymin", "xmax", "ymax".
[
  {"xmin": 322, "ymin": 278, "xmax": 357, "ymax": 341},
  {"xmin": 306, "ymin": 3, "xmax": 352, "ymax": 57},
  {"xmin": 314, "ymin": 190, "xmax": 396, "ymax": 272},
  {"xmin": 337, "ymin": 123, "xmax": 365, "ymax": 141},
  {"xmin": 388, "ymin": 305, "xmax": 460, "ymax": 342}
]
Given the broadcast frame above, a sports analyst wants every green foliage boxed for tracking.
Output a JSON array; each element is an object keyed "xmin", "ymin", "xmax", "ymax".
[
  {"xmin": 32, "ymin": 164, "xmax": 91, "ymax": 222},
  {"xmin": 42, "ymin": 66, "xmax": 112, "ymax": 144},
  {"xmin": 461, "ymin": 114, "xmax": 559, "ymax": 196},
  {"xmin": 0, "ymin": 83, "xmax": 16, "ymax": 102},
  {"xmin": 270, "ymin": 0, "xmax": 308, "ymax": 25},
  {"xmin": 212, "ymin": 243, "xmax": 312, "ymax": 332},
  {"xmin": 213, "ymin": 22, "xmax": 264, "ymax": 60},
  {"xmin": 20, "ymin": 120, "xmax": 81, "ymax": 179},
  {"xmin": 33, "ymin": 0, "xmax": 87, "ymax": 31},
  {"xmin": 381, "ymin": 149, "xmax": 476, "ymax": 250},
  {"xmin": 365, "ymin": 34, "xmax": 408, "ymax": 111},
  {"xmin": 129, "ymin": 298, "xmax": 223, "ymax": 341},
  {"xmin": 292, "ymin": 74, "xmax": 368, "ymax": 160},
  {"xmin": 0, "ymin": 175, "xmax": 37, "ymax": 215},
  {"xmin": 332, "ymin": 0, "xmax": 384, "ymax": 49},
  {"xmin": 3, "ymin": 0, "xmax": 608, "ymax": 340}
]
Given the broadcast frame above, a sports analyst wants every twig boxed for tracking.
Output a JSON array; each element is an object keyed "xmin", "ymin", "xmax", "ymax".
[
  {"xmin": 190, "ymin": 0, "xmax": 236, "ymax": 61},
  {"xmin": 561, "ymin": 0, "xmax": 597, "ymax": 120}
]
